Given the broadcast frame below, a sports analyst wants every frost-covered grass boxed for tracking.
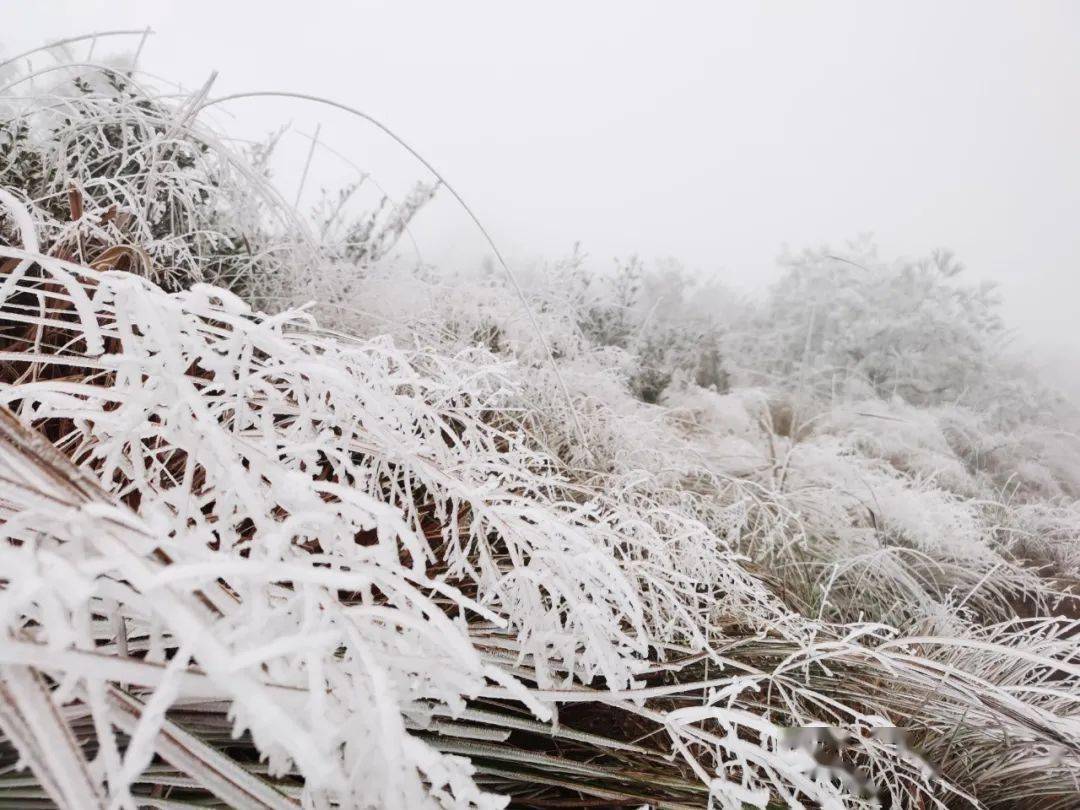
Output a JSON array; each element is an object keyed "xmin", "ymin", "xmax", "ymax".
[{"xmin": 1, "ymin": 36, "xmax": 1079, "ymax": 809}]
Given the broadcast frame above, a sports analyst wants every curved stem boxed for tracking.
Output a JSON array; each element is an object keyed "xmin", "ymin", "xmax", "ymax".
[{"xmin": 198, "ymin": 90, "xmax": 592, "ymax": 457}]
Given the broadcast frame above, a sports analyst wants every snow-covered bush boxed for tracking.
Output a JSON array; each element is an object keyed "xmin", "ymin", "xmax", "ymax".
[
  {"xmin": 545, "ymin": 252, "xmax": 733, "ymax": 403},
  {"xmin": 0, "ymin": 56, "xmax": 431, "ymax": 303},
  {"xmin": 739, "ymin": 241, "xmax": 1005, "ymax": 406}
]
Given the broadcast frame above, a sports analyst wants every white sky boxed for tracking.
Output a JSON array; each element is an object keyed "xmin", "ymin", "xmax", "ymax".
[{"xmin": 4, "ymin": 1, "xmax": 1079, "ymax": 356}]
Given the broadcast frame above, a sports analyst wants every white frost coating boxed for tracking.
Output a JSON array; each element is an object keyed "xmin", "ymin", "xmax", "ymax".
[
  {"xmin": 1, "ymin": 50, "xmax": 1079, "ymax": 810},
  {"xmin": 0, "ymin": 187, "xmax": 38, "ymax": 253}
]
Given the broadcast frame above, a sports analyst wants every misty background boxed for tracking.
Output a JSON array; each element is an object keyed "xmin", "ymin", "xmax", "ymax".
[{"xmin": 4, "ymin": 1, "xmax": 1078, "ymax": 384}]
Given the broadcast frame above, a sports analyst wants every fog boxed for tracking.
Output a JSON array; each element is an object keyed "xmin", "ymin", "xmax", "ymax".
[{"xmin": 5, "ymin": 1, "xmax": 1079, "ymax": 362}]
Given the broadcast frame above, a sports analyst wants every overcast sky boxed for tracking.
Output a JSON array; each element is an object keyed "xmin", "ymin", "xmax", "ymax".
[{"xmin": 4, "ymin": 1, "xmax": 1079, "ymax": 357}]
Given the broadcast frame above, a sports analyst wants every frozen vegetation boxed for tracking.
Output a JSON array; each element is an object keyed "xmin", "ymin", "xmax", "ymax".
[{"xmin": 0, "ymin": 37, "xmax": 1078, "ymax": 809}]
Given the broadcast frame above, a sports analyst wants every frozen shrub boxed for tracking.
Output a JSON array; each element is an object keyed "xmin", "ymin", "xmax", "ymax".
[{"xmin": 741, "ymin": 240, "xmax": 1004, "ymax": 405}]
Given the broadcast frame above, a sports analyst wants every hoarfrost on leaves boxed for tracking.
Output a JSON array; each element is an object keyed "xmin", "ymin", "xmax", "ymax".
[{"xmin": 1, "ymin": 42, "xmax": 1079, "ymax": 810}]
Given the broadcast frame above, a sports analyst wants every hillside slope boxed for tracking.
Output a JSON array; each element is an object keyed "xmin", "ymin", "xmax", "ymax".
[{"xmin": 1, "ymin": 45, "xmax": 1078, "ymax": 809}]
